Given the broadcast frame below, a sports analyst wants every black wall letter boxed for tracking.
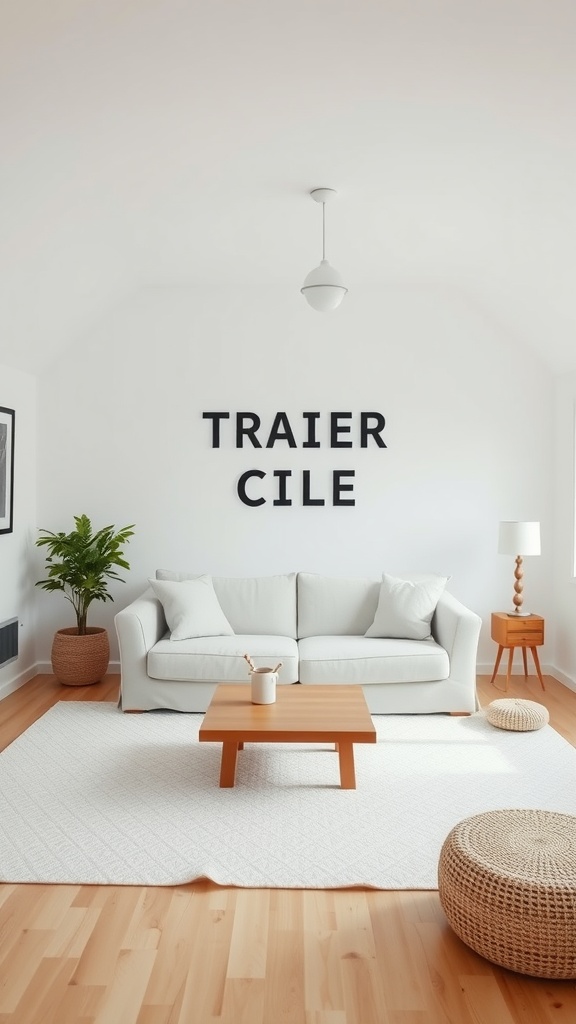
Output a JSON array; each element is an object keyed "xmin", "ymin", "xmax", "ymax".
[
  {"xmin": 330, "ymin": 412, "xmax": 353, "ymax": 448},
  {"xmin": 273, "ymin": 470, "xmax": 292, "ymax": 506},
  {"xmin": 302, "ymin": 470, "xmax": 325, "ymax": 506},
  {"xmin": 361, "ymin": 412, "xmax": 387, "ymax": 448},
  {"xmin": 302, "ymin": 411, "xmax": 321, "ymax": 448},
  {"xmin": 236, "ymin": 413, "xmax": 262, "ymax": 448},
  {"xmin": 202, "ymin": 412, "xmax": 230, "ymax": 448},
  {"xmin": 333, "ymin": 470, "xmax": 355, "ymax": 506},
  {"xmin": 238, "ymin": 470, "xmax": 266, "ymax": 506},
  {"xmin": 266, "ymin": 412, "xmax": 297, "ymax": 448}
]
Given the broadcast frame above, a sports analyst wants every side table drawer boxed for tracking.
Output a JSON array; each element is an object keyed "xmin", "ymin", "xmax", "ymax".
[
  {"xmin": 502, "ymin": 629, "xmax": 543, "ymax": 645},
  {"xmin": 491, "ymin": 613, "xmax": 544, "ymax": 647}
]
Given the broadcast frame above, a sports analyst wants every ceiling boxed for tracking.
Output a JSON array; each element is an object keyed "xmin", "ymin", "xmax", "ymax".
[{"xmin": 2, "ymin": 0, "xmax": 576, "ymax": 375}]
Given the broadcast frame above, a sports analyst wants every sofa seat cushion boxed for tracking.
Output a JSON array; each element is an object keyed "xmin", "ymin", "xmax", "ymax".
[
  {"xmin": 148, "ymin": 634, "xmax": 299, "ymax": 682},
  {"xmin": 298, "ymin": 635, "xmax": 450, "ymax": 685}
]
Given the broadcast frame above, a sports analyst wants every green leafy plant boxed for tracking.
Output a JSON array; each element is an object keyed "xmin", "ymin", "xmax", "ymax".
[{"xmin": 36, "ymin": 514, "xmax": 135, "ymax": 634}]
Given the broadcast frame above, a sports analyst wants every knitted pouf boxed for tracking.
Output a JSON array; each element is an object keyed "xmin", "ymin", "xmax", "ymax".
[
  {"xmin": 486, "ymin": 698, "xmax": 549, "ymax": 731},
  {"xmin": 438, "ymin": 809, "xmax": 576, "ymax": 978}
]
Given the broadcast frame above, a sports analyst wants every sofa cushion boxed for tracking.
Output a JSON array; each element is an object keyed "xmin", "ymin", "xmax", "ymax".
[
  {"xmin": 147, "ymin": 634, "xmax": 299, "ymax": 682},
  {"xmin": 156, "ymin": 571, "xmax": 297, "ymax": 638},
  {"xmin": 365, "ymin": 573, "xmax": 449, "ymax": 641},
  {"xmin": 297, "ymin": 573, "xmax": 380, "ymax": 638},
  {"xmin": 149, "ymin": 576, "xmax": 234, "ymax": 641},
  {"xmin": 298, "ymin": 635, "xmax": 450, "ymax": 684}
]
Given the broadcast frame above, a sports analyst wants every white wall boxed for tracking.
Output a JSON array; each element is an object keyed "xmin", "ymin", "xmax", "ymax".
[
  {"xmin": 0, "ymin": 363, "xmax": 38, "ymax": 698},
  {"xmin": 36, "ymin": 283, "xmax": 554, "ymax": 672},
  {"xmin": 552, "ymin": 371, "xmax": 576, "ymax": 690}
]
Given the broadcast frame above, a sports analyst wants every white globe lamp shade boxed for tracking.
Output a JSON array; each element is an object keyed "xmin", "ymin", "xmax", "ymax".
[{"xmin": 301, "ymin": 259, "xmax": 348, "ymax": 312}]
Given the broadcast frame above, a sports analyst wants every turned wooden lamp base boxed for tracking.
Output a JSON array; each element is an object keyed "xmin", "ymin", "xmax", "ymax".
[{"xmin": 509, "ymin": 554, "xmax": 532, "ymax": 616}]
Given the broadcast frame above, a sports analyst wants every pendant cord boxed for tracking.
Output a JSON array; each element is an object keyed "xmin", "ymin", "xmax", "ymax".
[{"xmin": 322, "ymin": 202, "xmax": 326, "ymax": 261}]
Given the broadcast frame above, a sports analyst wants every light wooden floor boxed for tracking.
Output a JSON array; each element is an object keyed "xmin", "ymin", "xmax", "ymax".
[{"xmin": 1, "ymin": 671, "xmax": 575, "ymax": 1024}]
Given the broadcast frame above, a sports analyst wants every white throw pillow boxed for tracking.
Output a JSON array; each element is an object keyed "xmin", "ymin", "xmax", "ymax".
[
  {"xmin": 365, "ymin": 573, "xmax": 448, "ymax": 640},
  {"xmin": 149, "ymin": 576, "xmax": 234, "ymax": 641},
  {"xmin": 156, "ymin": 571, "xmax": 298, "ymax": 638}
]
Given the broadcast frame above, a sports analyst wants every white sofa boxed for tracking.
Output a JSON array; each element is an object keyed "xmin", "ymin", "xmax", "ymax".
[{"xmin": 115, "ymin": 571, "xmax": 481, "ymax": 714}]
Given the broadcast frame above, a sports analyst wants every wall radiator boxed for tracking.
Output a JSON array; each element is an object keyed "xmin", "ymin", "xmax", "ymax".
[{"xmin": 0, "ymin": 617, "xmax": 18, "ymax": 666}]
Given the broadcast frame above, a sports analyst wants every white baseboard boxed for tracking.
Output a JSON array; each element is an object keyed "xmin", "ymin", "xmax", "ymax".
[
  {"xmin": 35, "ymin": 660, "xmax": 121, "ymax": 675},
  {"xmin": 546, "ymin": 665, "xmax": 576, "ymax": 693},
  {"xmin": 1, "ymin": 660, "xmax": 122, "ymax": 701},
  {"xmin": 0, "ymin": 664, "xmax": 39, "ymax": 702},
  {"xmin": 477, "ymin": 661, "xmax": 576, "ymax": 692}
]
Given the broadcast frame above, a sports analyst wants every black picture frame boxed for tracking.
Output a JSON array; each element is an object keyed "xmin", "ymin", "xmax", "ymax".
[{"xmin": 0, "ymin": 407, "xmax": 15, "ymax": 535}]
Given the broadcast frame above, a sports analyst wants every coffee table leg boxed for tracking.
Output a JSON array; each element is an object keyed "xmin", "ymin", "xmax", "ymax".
[
  {"xmin": 337, "ymin": 741, "xmax": 356, "ymax": 789},
  {"xmin": 219, "ymin": 742, "xmax": 239, "ymax": 787}
]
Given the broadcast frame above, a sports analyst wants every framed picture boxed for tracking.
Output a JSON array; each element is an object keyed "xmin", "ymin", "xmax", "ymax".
[{"xmin": 0, "ymin": 407, "xmax": 15, "ymax": 535}]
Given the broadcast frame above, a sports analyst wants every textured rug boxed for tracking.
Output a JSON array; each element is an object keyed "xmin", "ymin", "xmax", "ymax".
[{"xmin": 1, "ymin": 701, "xmax": 575, "ymax": 889}]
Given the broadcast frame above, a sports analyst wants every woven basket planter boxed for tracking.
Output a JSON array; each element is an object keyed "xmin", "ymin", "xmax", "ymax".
[{"xmin": 51, "ymin": 627, "xmax": 110, "ymax": 686}]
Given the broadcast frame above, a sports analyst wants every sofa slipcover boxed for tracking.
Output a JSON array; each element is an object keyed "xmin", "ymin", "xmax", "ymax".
[{"xmin": 115, "ymin": 570, "xmax": 481, "ymax": 714}]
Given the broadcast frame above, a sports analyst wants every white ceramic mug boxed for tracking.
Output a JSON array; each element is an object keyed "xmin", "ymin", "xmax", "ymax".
[{"xmin": 250, "ymin": 668, "xmax": 278, "ymax": 704}]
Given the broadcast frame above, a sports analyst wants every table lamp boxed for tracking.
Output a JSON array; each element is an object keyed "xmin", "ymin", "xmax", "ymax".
[{"xmin": 498, "ymin": 521, "xmax": 541, "ymax": 615}]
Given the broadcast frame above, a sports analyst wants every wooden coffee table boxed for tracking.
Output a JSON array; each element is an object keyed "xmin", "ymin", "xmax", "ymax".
[{"xmin": 199, "ymin": 683, "xmax": 376, "ymax": 789}]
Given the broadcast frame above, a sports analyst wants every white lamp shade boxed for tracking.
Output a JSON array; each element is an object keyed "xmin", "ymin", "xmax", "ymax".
[
  {"xmin": 498, "ymin": 521, "xmax": 541, "ymax": 556},
  {"xmin": 301, "ymin": 259, "xmax": 348, "ymax": 312}
]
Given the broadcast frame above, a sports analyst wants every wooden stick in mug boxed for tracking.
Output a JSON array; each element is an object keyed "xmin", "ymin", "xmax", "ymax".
[
  {"xmin": 244, "ymin": 653, "xmax": 257, "ymax": 672},
  {"xmin": 272, "ymin": 662, "xmax": 282, "ymax": 673}
]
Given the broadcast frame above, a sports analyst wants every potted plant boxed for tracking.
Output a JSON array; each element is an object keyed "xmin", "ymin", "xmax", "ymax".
[{"xmin": 36, "ymin": 514, "xmax": 135, "ymax": 685}]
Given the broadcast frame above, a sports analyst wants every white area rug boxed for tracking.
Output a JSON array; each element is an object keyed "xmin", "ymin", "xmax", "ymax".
[{"xmin": 1, "ymin": 702, "xmax": 575, "ymax": 889}]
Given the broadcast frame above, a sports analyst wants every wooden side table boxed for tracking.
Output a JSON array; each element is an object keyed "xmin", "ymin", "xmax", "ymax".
[{"xmin": 489, "ymin": 612, "xmax": 545, "ymax": 692}]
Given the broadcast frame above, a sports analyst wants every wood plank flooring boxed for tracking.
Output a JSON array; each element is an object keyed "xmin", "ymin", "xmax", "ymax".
[{"xmin": 0, "ymin": 671, "xmax": 575, "ymax": 1023}]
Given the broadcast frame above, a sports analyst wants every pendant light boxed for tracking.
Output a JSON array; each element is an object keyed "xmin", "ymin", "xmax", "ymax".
[{"xmin": 301, "ymin": 187, "xmax": 348, "ymax": 312}]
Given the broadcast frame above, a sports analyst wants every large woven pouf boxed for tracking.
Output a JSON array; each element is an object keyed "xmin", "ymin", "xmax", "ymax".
[
  {"xmin": 438, "ymin": 809, "xmax": 576, "ymax": 978},
  {"xmin": 486, "ymin": 698, "xmax": 549, "ymax": 731}
]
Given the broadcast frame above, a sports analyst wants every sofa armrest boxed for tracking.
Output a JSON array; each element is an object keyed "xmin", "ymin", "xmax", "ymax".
[
  {"xmin": 114, "ymin": 588, "xmax": 167, "ymax": 708},
  {"xmin": 433, "ymin": 591, "xmax": 482, "ymax": 688}
]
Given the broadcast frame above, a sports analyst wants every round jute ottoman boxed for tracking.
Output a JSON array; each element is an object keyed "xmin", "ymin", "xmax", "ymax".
[
  {"xmin": 486, "ymin": 698, "xmax": 549, "ymax": 731},
  {"xmin": 438, "ymin": 809, "xmax": 576, "ymax": 978}
]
